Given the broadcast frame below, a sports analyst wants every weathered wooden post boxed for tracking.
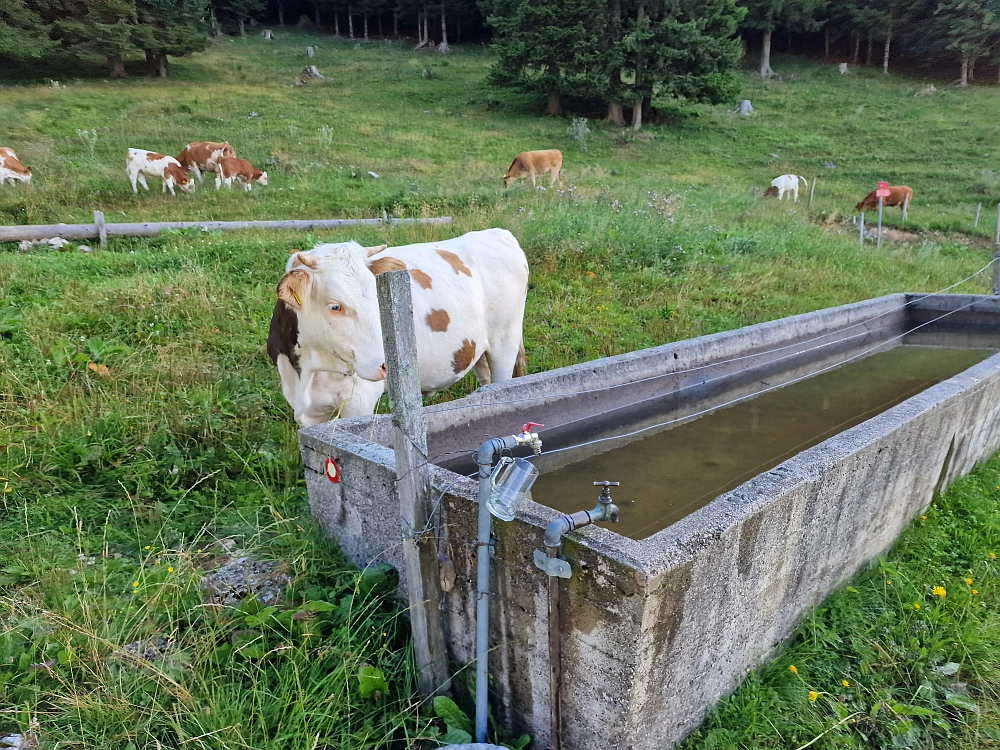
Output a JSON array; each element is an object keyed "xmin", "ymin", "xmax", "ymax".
[
  {"xmin": 808, "ymin": 177, "xmax": 817, "ymax": 209},
  {"xmin": 94, "ymin": 210, "xmax": 107, "ymax": 249},
  {"xmin": 375, "ymin": 269, "xmax": 451, "ymax": 698}
]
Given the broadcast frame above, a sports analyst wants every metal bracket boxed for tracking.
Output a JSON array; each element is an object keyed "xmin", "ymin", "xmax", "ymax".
[{"xmin": 534, "ymin": 549, "xmax": 572, "ymax": 579}]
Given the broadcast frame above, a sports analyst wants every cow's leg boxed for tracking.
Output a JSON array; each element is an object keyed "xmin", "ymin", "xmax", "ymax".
[
  {"xmin": 483, "ymin": 338, "xmax": 523, "ymax": 383},
  {"xmin": 138, "ymin": 174, "xmax": 149, "ymax": 191},
  {"xmin": 792, "ymin": 187, "xmax": 799, "ymax": 202},
  {"xmin": 473, "ymin": 355, "xmax": 492, "ymax": 386},
  {"xmin": 243, "ymin": 180, "xmax": 252, "ymax": 192},
  {"xmin": 215, "ymin": 174, "xmax": 222, "ymax": 189},
  {"xmin": 129, "ymin": 170, "xmax": 139, "ymax": 194},
  {"xmin": 551, "ymin": 167, "xmax": 562, "ymax": 186},
  {"xmin": 530, "ymin": 170, "xmax": 537, "ymax": 187},
  {"xmin": 165, "ymin": 180, "xmax": 176, "ymax": 196},
  {"xmin": 192, "ymin": 164, "xmax": 203, "ymax": 183}
]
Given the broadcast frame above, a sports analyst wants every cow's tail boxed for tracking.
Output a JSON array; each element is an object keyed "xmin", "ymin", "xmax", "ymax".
[{"xmin": 513, "ymin": 340, "xmax": 529, "ymax": 377}]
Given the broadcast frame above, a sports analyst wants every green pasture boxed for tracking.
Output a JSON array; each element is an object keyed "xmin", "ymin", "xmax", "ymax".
[{"xmin": 3, "ymin": 29, "xmax": 1000, "ymax": 749}]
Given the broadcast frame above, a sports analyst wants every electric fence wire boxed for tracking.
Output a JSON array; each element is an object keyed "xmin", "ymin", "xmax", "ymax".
[
  {"xmin": 532, "ymin": 294, "xmax": 989, "ymax": 462},
  {"xmin": 427, "ymin": 257, "xmax": 998, "ymax": 418}
]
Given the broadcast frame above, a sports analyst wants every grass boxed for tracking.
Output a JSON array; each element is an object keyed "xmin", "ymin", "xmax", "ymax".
[{"xmin": 3, "ymin": 29, "xmax": 1000, "ymax": 748}]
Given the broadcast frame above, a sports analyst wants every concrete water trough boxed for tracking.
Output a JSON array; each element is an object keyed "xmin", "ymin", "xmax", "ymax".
[{"xmin": 298, "ymin": 293, "xmax": 1000, "ymax": 749}]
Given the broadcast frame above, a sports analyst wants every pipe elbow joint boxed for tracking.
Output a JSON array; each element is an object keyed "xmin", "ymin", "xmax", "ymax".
[{"xmin": 544, "ymin": 516, "xmax": 573, "ymax": 549}]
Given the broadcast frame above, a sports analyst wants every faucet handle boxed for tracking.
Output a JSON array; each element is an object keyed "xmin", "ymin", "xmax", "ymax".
[
  {"xmin": 521, "ymin": 422, "xmax": 545, "ymax": 434},
  {"xmin": 593, "ymin": 481, "xmax": 620, "ymax": 487}
]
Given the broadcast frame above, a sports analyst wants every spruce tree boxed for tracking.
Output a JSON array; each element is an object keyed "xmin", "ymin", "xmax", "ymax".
[{"xmin": 739, "ymin": 0, "xmax": 826, "ymax": 77}]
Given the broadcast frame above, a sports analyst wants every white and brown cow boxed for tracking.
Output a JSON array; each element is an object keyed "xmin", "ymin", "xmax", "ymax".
[
  {"xmin": 268, "ymin": 251, "xmax": 387, "ymax": 426},
  {"xmin": 0, "ymin": 147, "xmax": 32, "ymax": 185},
  {"xmin": 273, "ymin": 228, "xmax": 529, "ymax": 426},
  {"xmin": 216, "ymin": 156, "xmax": 268, "ymax": 191},
  {"xmin": 127, "ymin": 148, "xmax": 195, "ymax": 195},
  {"xmin": 504, "ymin": 149, "xmax": 563, "ymax": 188},
  {"xmin": 176, "ymin": 141, "xmax": 236, "ymax": 183}
]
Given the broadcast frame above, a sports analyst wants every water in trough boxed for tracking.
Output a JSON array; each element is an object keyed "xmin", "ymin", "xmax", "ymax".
[{"xmin": 530, "ymin": 340, "xmax": 997, "ymax": 539}]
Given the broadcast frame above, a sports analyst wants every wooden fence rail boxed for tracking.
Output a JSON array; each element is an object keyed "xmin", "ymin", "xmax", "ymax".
[{"xmin": 0, "ymin": 215, "xmax": 452, "ymax": 245}]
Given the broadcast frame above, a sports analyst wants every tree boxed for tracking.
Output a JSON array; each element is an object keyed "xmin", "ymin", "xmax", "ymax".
[
  {"xmin": 0, "ymin": 0, "xmax": 56, "ymax": 61},
  {"xmin": 933, "ymin": 0, "xmax": 1000, "ymax": 85},
  {"xmin": 215, "ymin": 0, "xmax": 264, "ymax": 35},
  {"xmin": 133, "ymin": 0, "xmax": 209, "ymax": 77},
  {"xmin": 739, "ymin": 0, "xmax": 826, "ymax": 77}
]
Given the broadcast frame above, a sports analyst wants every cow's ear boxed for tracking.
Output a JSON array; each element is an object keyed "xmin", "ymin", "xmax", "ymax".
[
  {"xmin": 277, "ymin": 269, "xmax": 311, "ymax": 310},
  {"xmin": 365, "ymin": 244, "xmax": 388, "ymax": 257},
  {"xmin": 289, "ymin": 252, "xmax": 317, "ymax": 269}
]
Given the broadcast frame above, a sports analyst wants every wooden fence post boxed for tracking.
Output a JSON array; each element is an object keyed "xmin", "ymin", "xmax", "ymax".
[
  {"xmin": 808, "ymin": 177, "xmax": 816, "ymax": 209},
  {"xmin": 975, "ymin": 202, "xmax": 982, "ymax": 229},
  {"xmin": 375, "ymin": 269, "xmax": 451, "ymax": 698},
  {"xmin": 94, "ymin": 210, "xmax": 107, "ymax": 249}
]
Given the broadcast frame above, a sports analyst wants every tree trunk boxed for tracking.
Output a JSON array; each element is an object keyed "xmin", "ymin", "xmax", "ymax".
[
  {"xmin": 759, "ymin": 29, "xmax": 774, "ymax": 77},
  {"xmin": 970, "ymin": 56, "xmax": 977, "ymax": 81},
  {"xmin": 851, "ymin": 31, "xmax": 859, "ymax": 64},
  {"xmin": 278, "ymin": 0, "xmax": 285, "ymax": 25},
  {"xmin": 960, "ymin": 55, "xmax": 969, "ymax": 86},
  {"xmin": 349, "ymin": 6, "xmax": 354, "ymax": 39},
  {"xmin": 377, "ymin": 12, "xmax": 383, "ymax": 38},
  {"xmin": 155, "ymin": 52, "xmax": 167, "ymax": 78},
  {"xmin": 437, "ymin": 1, "xmax": 449, "ymax": 51},
  {"xmin": 314, "ymin": 1, "xmax": 321, "ymax": 27},
  {"xmin": 883, "ymin": 27, "xmax": 891, "ymax": 74},
  {"xmin": 632, "ymin": 2, "xmax": 646, "ymax": 129},
  {"xmin": 335, "ymin": 4, "xmax": 340, "ymax": 35},
  {"xmin": 238, "ymin": 17, "xmax": 246, "ymax": 36},
  {"xmin": 364, "ymin": 12, "xmax": 369, "ymax": 41},
  {"xmin": 824, "ymin": 26, "xmax": 829, "ymax": 60},
  {"xmin": 642, "ymin": 95, "xmax": 651, "ymax": 120},
  {"xmin": 865, "ymin": 34, "xmax": 872, "ymax": 66},
  {"xmin": 545, "ymin": 64, "xmax": 561, "ymax": 115},
  {"xmin": 108, "ymin": 54, "xmax": 126, "ymax": 78},
  {"xmin": 606, "ymin": 100, "xmax": 625, "ymax": 126},
  {"xmin": 393, "ymin": 11, "xmax": 398, "ymax": 36}
]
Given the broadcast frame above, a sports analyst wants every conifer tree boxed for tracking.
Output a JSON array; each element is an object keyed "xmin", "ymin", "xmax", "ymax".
[{"xmin": 739, "ymin": 0, "xmax": 826, "ymax": 77}]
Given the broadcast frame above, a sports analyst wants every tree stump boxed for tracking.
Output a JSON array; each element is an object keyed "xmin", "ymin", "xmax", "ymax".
[
  {"xmin": 306, "ymin": 46, "xmax": 315, "ymax": 58},
  {"xmin": 261, "ymin": 29, "xmax": 273, "ymax": 40},
  {"xmin": 838, "ymin": 62, "xmax": 849, "ymax": 75},
  {"xmin": 737, "ymin": 99, "xmax": 754, "ymax": 116}
]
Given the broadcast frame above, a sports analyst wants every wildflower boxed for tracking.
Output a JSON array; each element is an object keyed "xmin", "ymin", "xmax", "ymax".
[
  {"xmin": 965, "ymin": 578, "xmax": 973, "ymax": 585},
  {"xmin": 788, "ymin": 665, "xmax": 798, "ymax": 674},
  {"xmin": 933, "ymin": 586, "xmax": 947, "ymax": 598},
  {"xmin": 144, "ymin": 545, "xmax": 151, "ymax": 550},
  {"xmin": 913, "ymin": 603, "xmax": 921, "ymax": 610},
  {"xmin": 921, "ymin": 515, "xmax": 927, "ymax": 521},
  {"xmin": 808, "ymin": 691, "xmax": 818, "ymax": 702},
  {"xmin": 991, "ymin": 553, "xmax": 997, "ymax": 560},
  {"xmin": 886, "ymin": 580, "xmax": 892, "ymax": 585},
  {"xmin": 842, "ymin": 680, "xmax": 850, "ymax": 688},
  {"xmin": 167, "ymin": 567, "xmax": 174, "ymax": 573},
  {"xmin": 972, "ymin": 590, "xmax": 979, "ymax": 595},
  {"xmin": 132, "ymin": 581, "xmax": 139, "ymax": 587}
]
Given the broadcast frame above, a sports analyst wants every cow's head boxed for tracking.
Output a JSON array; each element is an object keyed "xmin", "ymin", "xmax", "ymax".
[
  {"xmin": 165, "ymin": 163, "xmax": 195, "ymax": 193},
  {"xmin": 255, "ymin": 170, "xmax": 269, "ymax": 186},
  {"xmin": 275, "ymin": 242, "xmax": 393, "ymax": 382},
  {"xmin": 178, "ymin": 174, "xmax": 195, "ymax": 193}
]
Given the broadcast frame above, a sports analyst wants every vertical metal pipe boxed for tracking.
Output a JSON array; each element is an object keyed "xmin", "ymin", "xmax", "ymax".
[
  {"xmin": 547, "ymin": 550, "xmax": 562, "ymax": 750},
  {"xmin": 859, "ymin": 213, "xmax": 865, "ymax": 246},
  {"xmin": 475, "ymin": 444, "xmax": 495, "ymax": 742},
  {"xmin": 877, "ymin": 197, "xmax": 884, "ymax": 249},
  {"xmin": 993, "ymin": 250, "xmax": 1000, "ymax": 296},
  {"xmin": 808, "ymin": 177, "xmax": 816, "ymax": 209},
  {"xmin": 976, "ymin": 202, "xmax": 983, "ymax": 229}
]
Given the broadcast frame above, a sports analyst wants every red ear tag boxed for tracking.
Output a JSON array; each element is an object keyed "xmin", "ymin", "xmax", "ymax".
[{"xmin": 325, "ymin": 457, "xmax": 340, "ymax": 483}]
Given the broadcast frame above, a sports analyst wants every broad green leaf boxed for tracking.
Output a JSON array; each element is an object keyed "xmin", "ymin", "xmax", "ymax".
[
  {"xmin": 439, "ymin": 727, "xmax": 472, "ymax": 745},
  {"xmin": 357, "ymin": 665, "xmax": 388, "ymax": 698},
  {"xmin": 433, "ymin": 695, "xmax": 472, "ymax": 734}
]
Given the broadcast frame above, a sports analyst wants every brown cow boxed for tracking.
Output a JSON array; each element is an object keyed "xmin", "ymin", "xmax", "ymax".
[
  {"xmin": 0, "ymin": 147, "xmax": 32, "ymax": 185},
  {"xmin": 176, "ymin": 141, "xmax": 236, "ymax": 183},
  {"xmin": 504, "ymin": 149, "xmax": 563, "ymax": 187},
  {"xmin": 856, "ymin": 186, "xmax": 913, "ymax": 212},
  {"xmin": 215, "ymin": 156, "xmax": 268, "ymax": 191}
]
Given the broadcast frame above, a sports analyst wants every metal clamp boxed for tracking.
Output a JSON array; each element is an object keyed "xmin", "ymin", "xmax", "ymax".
[{"xmin": 534, "ymin": 549, "xmax": 572, "ymax": 579}]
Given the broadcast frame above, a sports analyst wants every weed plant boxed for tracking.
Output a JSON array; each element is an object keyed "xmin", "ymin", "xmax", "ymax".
[{"xmin": 3, "ymin": 30, "xmax": 1000, "ymax": 748}]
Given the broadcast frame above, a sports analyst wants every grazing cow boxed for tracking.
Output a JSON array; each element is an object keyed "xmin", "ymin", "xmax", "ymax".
[
  {"xmin": 127, "ymin": 149, "xmax": 194, "ymax": 195},
  {"xmin": 856, "ymin": 185, "xmax": 913, "ymax": 212},
  {"xmin": 274, "ymin": 228, "xmax": 529, "ymax": 426},
  {"xmin": 504, "ymin": 149, "xmax": 563, "ymax": 188},
  {"xmin": 268, "ymin": 292, "xmax": 386, "ymax": 426},
  {"xmin": 764, "ymin": 174, "xmax": 808, "ymax": 202},
  {"xmin": 0, "ymin": 147, "xmax": 32, "ymax": 185},
  {"xmin": 176, "ymin": 141, "xmax": 236, "ymax": 182},
  {"xmin": 216, "ymin": 156, "xmax": 268, "ymax": 191}
]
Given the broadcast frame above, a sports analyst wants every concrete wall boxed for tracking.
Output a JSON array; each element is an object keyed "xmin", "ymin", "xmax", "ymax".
[{"xmin": 299, "ymin": 294, "xmax": 1000, "ymax": 748}]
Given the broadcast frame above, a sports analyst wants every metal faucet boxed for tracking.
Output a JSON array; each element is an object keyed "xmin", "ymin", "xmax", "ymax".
[{"xmin": 542, "ymin": 481, "xmax": 621, "ymax": 552}]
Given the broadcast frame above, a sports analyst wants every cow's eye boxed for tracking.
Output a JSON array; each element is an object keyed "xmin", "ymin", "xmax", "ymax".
[{"xmin": 328, "ymin": 302, "xmax": 343, "ymax": 313}]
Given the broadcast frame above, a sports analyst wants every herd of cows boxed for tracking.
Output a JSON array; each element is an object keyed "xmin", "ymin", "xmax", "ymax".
[{"xmin": 0, "ymin": 139, "xmax": 916, "ymax": 427}]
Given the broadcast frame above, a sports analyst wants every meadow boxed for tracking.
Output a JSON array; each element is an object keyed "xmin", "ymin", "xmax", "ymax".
[{"xmin": 2, "ymin": 29, "xmax": 1000, "ymax": 748}]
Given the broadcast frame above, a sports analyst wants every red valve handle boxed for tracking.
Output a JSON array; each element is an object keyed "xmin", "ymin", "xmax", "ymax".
[{"xmin": 521, "ymin": 422, "xmax": 545, "ymax": 433}]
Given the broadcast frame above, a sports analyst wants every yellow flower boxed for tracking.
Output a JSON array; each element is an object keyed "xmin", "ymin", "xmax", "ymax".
[
  {"xmin": 788, "ymin": 665, "xmax": 798, "ymax": 674},
  {"xmin": 808, "ymin": 691, "xmax": 818, "ymax": 702},
  {"xmin": 886, "ymin": 580, "xmax": 892, "ymax": 585},
  {"xmin": 991, "ymin": 553, "xmax": 997, "ymax": 560},
  {"xmin": 132, "ymin": 581, "xmax": 139, "ymax": 587},
  {"xmin": 972, "ymin": 589, "xmax": 979, "ymax": 595},
  {"xmin": 144, "ymin": 545, "xmax": 151, "ymax": 550},
  {"xmin": 965, "ymin": 578, "xmax": 973, "ymax": 585},
  {"xmin": 842, "ymin": 680, "xmax": 850, "ymax": 688},
  {"xmin": 913, "ymin": 603, "xmax": 921, "ymax": 610},
  {"xmin": 3, "ymin": 487, "xmax": 11, "ymax": 493},
  {"xmin": 167, "ymin": 567, "xmax": 174, "ymax": 573},
  {"xmin": 921, "ymin": 515, "xmax": 927, "ymax": 521},
  {"xmin": 933, "ymin": 586, "xmax": 947, "ymax": 598}
]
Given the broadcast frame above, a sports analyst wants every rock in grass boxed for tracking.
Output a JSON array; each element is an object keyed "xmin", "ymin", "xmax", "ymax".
[
  {"xmin": 123, "ymin": 637, "xmax": 171, "ymax": 662},
  {"xmin": 200, "ymin": 556, "xmax": 290, "ymax": 606}
]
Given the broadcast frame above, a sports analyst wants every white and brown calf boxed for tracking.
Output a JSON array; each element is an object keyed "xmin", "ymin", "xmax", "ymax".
[
  {"xmin": 127, "ymin": 148, "xmax": 194, "ymax": 195},
  {"xmin": 176, "ymin": 141, "xmax": 236, "ymax": 183},
  {"xmin": 216, "ymin": 156, "xmax": 268, "ymax": 191},
  {"xmin": 764, "ymin": 174, "xmax": 807, "ymax": 201},
  {"xmin": 273, "ymin": 228, "xmax": 529, "ymax": 426},
  {"xmin": 504, "ymin": 149, "xmax": 563, "ymax": 188},
  {"xmin": 0, "ymin": 147, "xmax": 32, "ymax": 185}
]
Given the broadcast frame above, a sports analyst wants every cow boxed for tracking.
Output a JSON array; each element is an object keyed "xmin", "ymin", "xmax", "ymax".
[
  {"xmin": 176, "ymin": 141, "xmax": 236, "ymax": 183},
  {"xmin": 216, "ymin": 156, "xmax": 268, "ymax": 191},
  {"xmin": 856, "ymin": 185, "xmax": 913, "ymax": 212},
  {"xmin": 0, "ymin": 147, "xmax": 32, "ymax": 185},
  {"xmin": 764, "ymin": 174, "xmax": 807, "ymax": 202},
  {"xmin": 268, "ymin": 290, "xmax": 386, "ymax": 426},
  {"xmin": 126, "ymin": 149, "xmax": 195, "ymax": 195},
  {"xmin": 504, "ymin": 149, "xmax": 563, "ymax": 188},
  {"xmin": 273, "ymin": 228, "xmax": 529, "ymax": 427}
]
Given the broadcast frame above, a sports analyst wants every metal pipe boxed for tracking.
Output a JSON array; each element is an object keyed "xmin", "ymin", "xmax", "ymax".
[
  {"xmin": 475, "ymin": 426, "xmax": 543, "ymax": 743},
  {"xmin": 542, "ymin": 482, "xmax": 619, "ymax": 750}
]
